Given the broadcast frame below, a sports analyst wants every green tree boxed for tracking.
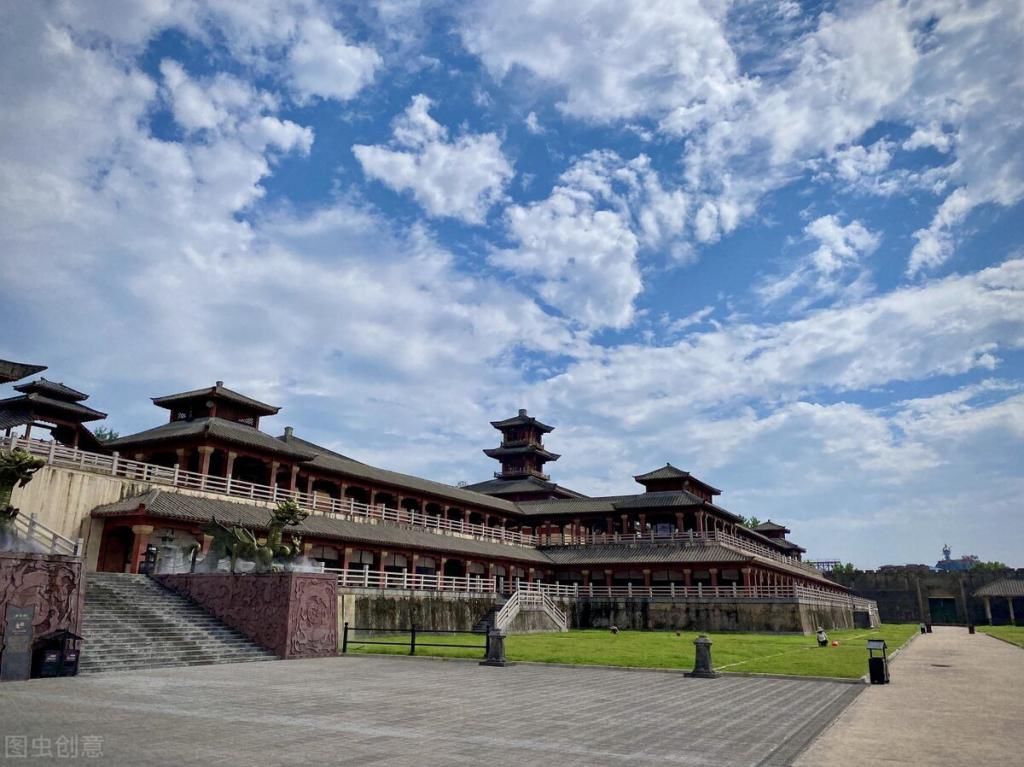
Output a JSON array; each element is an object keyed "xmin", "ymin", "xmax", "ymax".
[
  {"xmin": 740, "ymin": 515, "xmax": 762, "ymax": 529},
  {"xmin": 831, "ymin": 562, "xmax": 857, "ymax": 576},
  {"xmin": 93, "ymin": 426, "xmax": 119, "ymax": 442},
  {"xmin": 970, "ymin": 560, "xmax": 1009, "ymax": 572},
  {"xmin": 0, "ymin": 449, "xmax": 46, "ymax": 508}
]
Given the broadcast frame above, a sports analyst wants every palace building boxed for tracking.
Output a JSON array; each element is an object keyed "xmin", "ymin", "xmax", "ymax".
[{"xmin": 4, "ymin": 378, "xmax": 868, "ymax": 631}]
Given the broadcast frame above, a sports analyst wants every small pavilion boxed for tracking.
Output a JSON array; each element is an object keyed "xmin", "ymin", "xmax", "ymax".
[
  {"xmin": 105, "ymin": 381, "xmax": 317, "ymax": 487},
  {"xmin": 0, "ymin": 377, "xmax": 107, "ymax": 449},
  {"xmin": 975, "ymin": 578, "xmax": 1023, "ymax": 625}
]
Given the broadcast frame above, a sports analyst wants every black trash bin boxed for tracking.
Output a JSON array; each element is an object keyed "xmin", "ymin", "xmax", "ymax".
[
  {"xmin": 867, "ymin": 639, "xmax": 889, "ymax": 684},
  {"xmin": 32, "ymin": 630, "xmax": 84, "ymax": 678}
]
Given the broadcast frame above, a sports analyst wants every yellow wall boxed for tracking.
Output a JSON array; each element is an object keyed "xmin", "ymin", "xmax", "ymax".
[{"xmin": 9, "ymin": 464, "xmax": 279, "ymax": 572}]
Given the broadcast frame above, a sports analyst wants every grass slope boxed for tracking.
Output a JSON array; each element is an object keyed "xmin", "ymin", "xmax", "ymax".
[
  {"xmin": 345, "ymin": 624, "xmax": 919, "ymax": 679},
  {"xmin": 979, "ymin": 625, "xmax": 1024, "ymax": 648}
]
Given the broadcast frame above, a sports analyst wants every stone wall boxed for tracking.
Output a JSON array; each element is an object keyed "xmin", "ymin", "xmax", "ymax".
[
  {"xmin": 159, "ymin": 572, "xmax": 337, "ymax": 659},
  {"xmin": 829, "ymin": 568, "xmax": 1024, "ymax": 625},
  {"xmin": 341, "ymin": 590, "xmax": 498, "ymax": 633},
  {"xmin": 336, "ymin": 591, "xmax": 856, "ymax": 635},
  {"xmin": 0, "ymin": 551, "xmax": 84, "ymax": 678},
  {"xmin": 571, "ymin": 598, "xmax": 854, "ymax": 634}
]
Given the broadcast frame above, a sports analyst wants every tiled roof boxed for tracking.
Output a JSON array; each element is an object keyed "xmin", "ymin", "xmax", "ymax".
[
  {"xmin": 974, "ymin": 578, "xmax": 1024, "ymax": 597},
  {"xmin": 613, "ymin": 491, "xmax": 708, "ymax": 509},
  {"xmin": 278, "ymin": 433, "xmax": 520, "ymax": 514},
  {"xmin": 463, "ymin": 476, "xmax": 586, "ymax": 498},
  {"xmin": 92, "ymin": 490, "xmax": 550, "ymax": 564},
  {"xmin": 633, "ymin": 463, "xmax": 691, "ymax": 482},
  {"xmin": 106, "ymin": 417, "xmax": 314, "ymax": 459},
  {"xmin": 483, "ymin": 444, "xmax": 560, "ymax": 460},
  {"xmin": 517, "ymin": 490, "xmax": 707, "ymax": 517},
  {"xmin": 152, "ymin": 383, "xmax": 279, "ymax": 415},
  {"xmin": 490, "ymin": 410, "xmax": 554, "ymax": 433},
  {"xmin": 543, "ymin": 544, "xmax": 750, "ymax": 566},
  {"xmin": 0, "ymin": 360, "xmax": 46, "ymax": 384},
  {"xmin": 753, "ymin": 520, "xmax": 790, "ymax": 532},
  {"xmin": 0, "ymin": 394, "xmax": 106, "ymax": 422},
  {"xmin": 13, "ymin": 378, "xmax": 88, "ymax": 401}
]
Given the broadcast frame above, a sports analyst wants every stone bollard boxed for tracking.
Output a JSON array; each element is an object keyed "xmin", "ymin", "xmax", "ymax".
[
  {"xmin": 480, "ymin": 629, "xmax": 512, "ymax": 667},
  {"xmin": 685, "ymin": 634, "xmax": 719, "ymax": 678}
]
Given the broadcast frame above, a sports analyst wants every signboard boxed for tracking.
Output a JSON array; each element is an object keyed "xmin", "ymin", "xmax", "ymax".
[{"xmin": 0, "ymin": 605, "xmax": 36, "ymax": 682}]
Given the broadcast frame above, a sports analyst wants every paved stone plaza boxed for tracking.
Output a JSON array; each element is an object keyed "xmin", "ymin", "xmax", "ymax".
[
  {"xmin": 796, "ymin": 627, "xmax": 1024, "ymax": 766},
  {"xmin": 0, "ymin": 656, "xmax": 861, "ymax": 766}
]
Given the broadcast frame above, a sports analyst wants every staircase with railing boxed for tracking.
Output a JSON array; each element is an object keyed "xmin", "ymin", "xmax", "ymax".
[
  {"xmin": 2, "ymin": 510, "xmax": 82, "ymax": 556},
  {"xmin": 493, "ymin": 589, "xmax": 568, "ymax": 633}
]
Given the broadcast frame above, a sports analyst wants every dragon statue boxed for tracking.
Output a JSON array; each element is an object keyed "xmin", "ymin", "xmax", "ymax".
[
  {"xmin": 0, "ymin": 448, "xmax": 45, "ymax": 545},
  {"xmin": 202, "ymin": 499, "xmax": 309, "ymax": 573}
]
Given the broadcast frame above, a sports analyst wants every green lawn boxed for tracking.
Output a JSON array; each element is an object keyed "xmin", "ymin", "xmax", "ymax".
[
  {"xmin": 345, "ymin": 624, "xmax": 919, "ymax": 679},
  {"xmin": 979, "ymin": 625, "xmax": 1024, "ymax": 648}
]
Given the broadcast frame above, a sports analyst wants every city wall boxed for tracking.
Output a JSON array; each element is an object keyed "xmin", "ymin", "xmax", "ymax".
[{"xmin": 833, "ymin": 569, "xmax": 1024, "ymax": 625}]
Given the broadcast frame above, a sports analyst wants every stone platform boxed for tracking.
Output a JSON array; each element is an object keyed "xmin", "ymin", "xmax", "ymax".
[{"xmin": 0, "ymin": 655, "xmax": 860, "ymax": 766}]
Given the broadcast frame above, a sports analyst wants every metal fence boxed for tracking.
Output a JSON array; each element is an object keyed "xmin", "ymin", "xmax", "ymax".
[{"xmin": 341, "ymin": 623, "xmax": 489, "ymax": 657}]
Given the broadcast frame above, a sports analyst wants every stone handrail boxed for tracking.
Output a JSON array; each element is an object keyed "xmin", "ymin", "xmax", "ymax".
[
  {"xmin": 6, "ymin": 510, "xmax": 82, "ymax": 556},
  {"xmin": 3, "ymin": 435, "xmax": 537, "ymax": 548}
]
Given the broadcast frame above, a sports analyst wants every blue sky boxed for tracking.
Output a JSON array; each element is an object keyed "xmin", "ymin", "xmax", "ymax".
[{"xmin": 2, "ymin": 0, "xmax": 1022, "ymax": 568}]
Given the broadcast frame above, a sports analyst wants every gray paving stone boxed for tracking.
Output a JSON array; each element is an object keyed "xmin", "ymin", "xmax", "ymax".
[{"xmin": 0, "ymin": 656, "xmax": 861, "ymax": 766}]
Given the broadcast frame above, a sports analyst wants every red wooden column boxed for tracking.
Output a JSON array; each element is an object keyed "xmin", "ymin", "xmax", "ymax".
[
  {"xmin": 225, "ymin": 451, "xmax": 237, "ymax": 479},
  {"xmin": 289, "ymin": 465, "xmax": 300, "ymax": 492},
  {"xmin": 683, "ymin": 569, "xmax": 692, "ymax": 588},
  {"xmin": 709, "ymin": 568, "xmax": 719, "ymax": 588},
  {"xmin": 620, "ymin": 514, "xmax": 630, "ymax": 534},
  {"xmin": 197, "ymin": 445, "xmax": 214, "ymax": 476},
  {"xmin": 176, "ymin": 448, "xmax": 188, "ymax": 471},
  {"xmin": 128, "ymin": 525, "xmax": 154, "ymax": 574},
  {"xmin": 643, "ymin": 569, "xmax": 652, "ymax": 589},
  {"xmin": 742, "ymin": 567, "xmax": 752, "ymax": 596}
]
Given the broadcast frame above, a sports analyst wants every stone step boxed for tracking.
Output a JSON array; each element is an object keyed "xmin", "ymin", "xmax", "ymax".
[
  {"xmin": 81, "ymin": 573, "xmax": 277, "ymax": 673},
  {"xmin": 79, "ymin": 651, "xmax": 278, "ymax": 671}
]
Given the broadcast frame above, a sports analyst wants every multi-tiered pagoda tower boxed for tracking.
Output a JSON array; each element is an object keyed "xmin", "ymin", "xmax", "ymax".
[{"xmin": 465, "ymin": 409, "xmax": 582, "ymax": 501}]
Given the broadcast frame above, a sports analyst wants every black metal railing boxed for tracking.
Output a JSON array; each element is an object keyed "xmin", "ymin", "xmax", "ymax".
[{"xmin": 341, "ymin": 622, "xmax": 490, "ymax": 657}]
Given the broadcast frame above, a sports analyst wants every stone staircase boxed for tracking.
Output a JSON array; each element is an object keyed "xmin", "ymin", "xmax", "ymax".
[
  {"xmin": 80, "ymin": 573, "xmax": 277, "ymax": 674},
  {"xmin": 472, "ymin": 596, "xmax": 508, "ymax": 634}
]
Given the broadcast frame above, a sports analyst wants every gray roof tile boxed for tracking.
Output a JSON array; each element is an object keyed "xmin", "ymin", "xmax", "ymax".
[
  {"xmin": 543, "ymin": 544, "xmax": 750, "ymax": 566},
  {"xmin": 13, "ymin": 378, "xmax": 89, "ymax": 401},
  {"xmin": 106, "ymin": 417, "xmax": 314, "ymax": 458},
  {"xmin": 152, "ymin": 383, "xmax": 279, "ymax": 415},
  {"xmin": 974, "ymin": 578, "xmax": 1024, "ymax": 597},
  {"xmin": 92, "ymin": 490, "xmax": 550, "ymax": 564},
  {"xmin": 279, "ymin": 433, "xmax": 521, "ymax": 514}
]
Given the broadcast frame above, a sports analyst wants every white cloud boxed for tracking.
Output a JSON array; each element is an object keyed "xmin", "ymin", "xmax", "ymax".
[
  {"xmin": 353, "ymin": 95, "xmax": 514, "ymax": 223},
  {"xmin": 805, "ymin": 215, "xmax": 880, "ymax": 275},
  {"xmin": 902, "ymin": 123, "xmax": 954, "ymax": 153},
  {"xmin": 759, "ymin": 215, "xmax": 879, "ymax": 310},
  {"xmin": 829, "ymin": 140, "xmax": 894, "ymax": 184},
  {"xmin": 286, "ymin": 16, "xmax": 381, "ymax": 102},
  {"xmin": 461, "ymin": 0, "xmax": 748, "ymax": 123},
  {"xmin": 524, "ymin": 111, "xmax": 543, "ymax": 134},
  {"xmin": 491, "ymin": 151, "xmax": 688, "ymax": 330},
  {"xmin": 536, "ymin": 258, "xmax": 1024, "ymax": 429}
]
